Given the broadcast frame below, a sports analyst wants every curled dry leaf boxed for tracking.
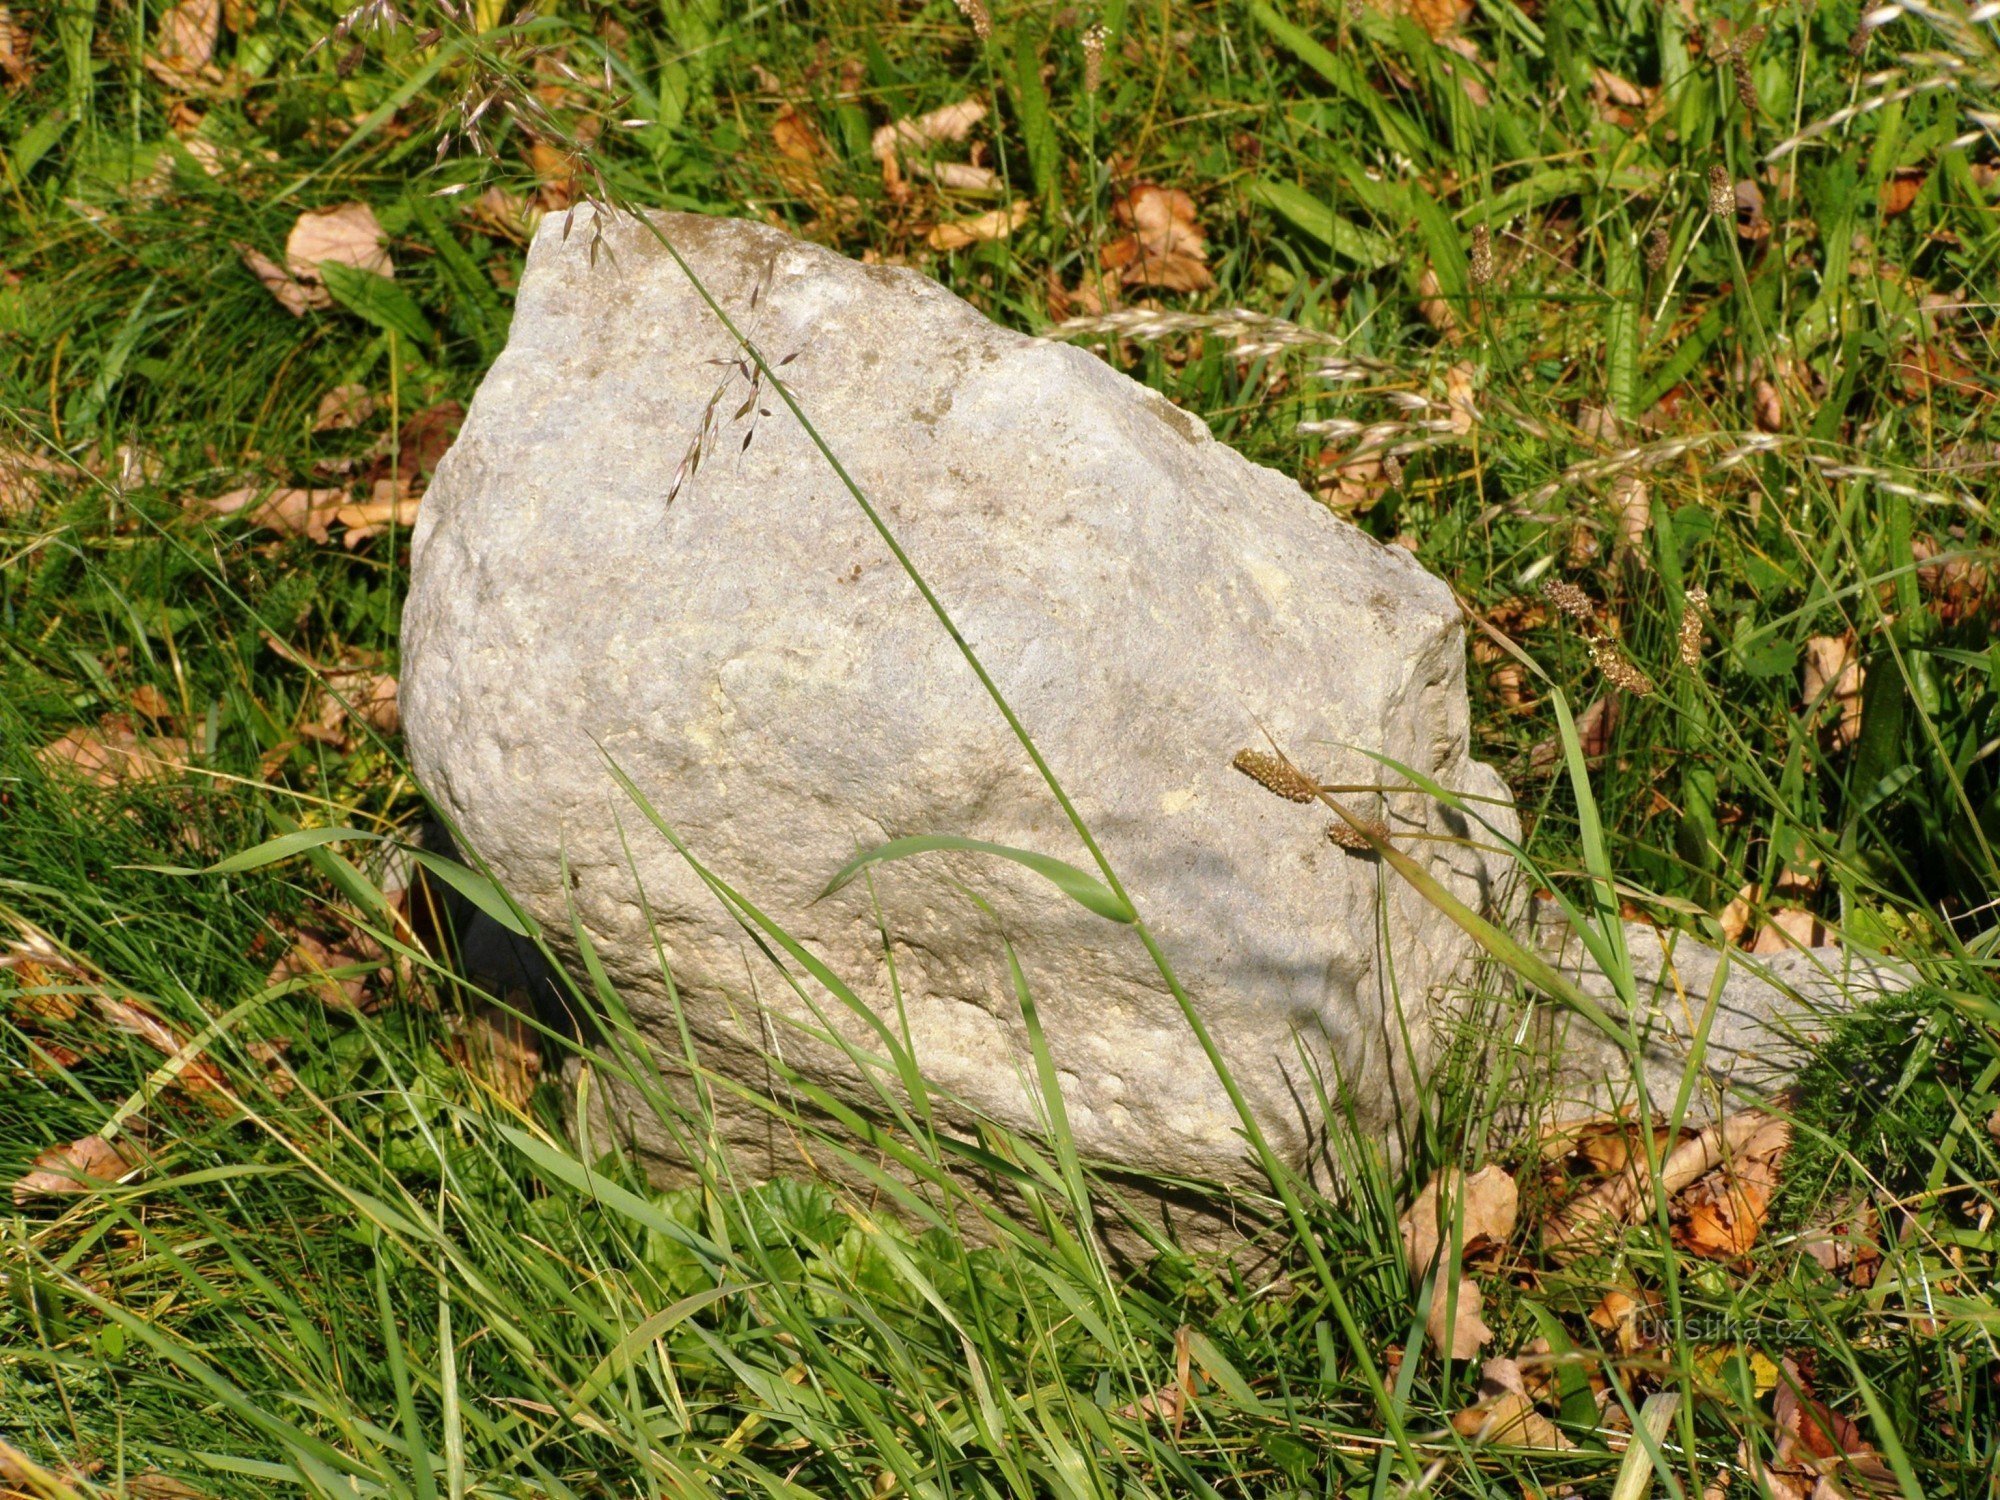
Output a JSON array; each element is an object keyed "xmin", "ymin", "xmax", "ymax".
[
  {"xmin": 771, "ymin": 103, "xmax": 832, "ymax": 203},
  {"xmin": 1371, "ymin": 0, "xmax": 1472, "ymax": 38},
  {"xmin": 1450, "ymin": 1363, "xmax": 1573, "ymax": 1449},
  {"xmin": 1797, "ymin": 1198, "xmax": 1883, "ymax": 1288},
  {"xmin": 1416, "ymin": 264, "xmax": 1461, "ymax": 341},
  {"xmin": 335, "ymin": 485, "xmax": 421, "ymax": 548},
  {"xmin": 36, "ymin": 715, "xmax": 193, "ymax": 788},
  {"xmin": 1103, "ymin": 184, "xmax": 1212, "ymax": 293},
  {"xmin": 0, "ymin": 446, "xmax": 77, "ymax": 518},
  {"xmin": 871, "ymin": 97, "xmax": 987, "ymax": 163},
  {"xmin": 1802, "ymin": 633, "xmax": 1864, "ymax": 751},
  {"xmin": 1114, "ymin": 1325, "xmax": 1194, "ymax": 1436},
  {"xmin": 12, "ymin": 1133, "xmax": 144, "ymax": 1203},
  {"xmin": 1588, "ymin": 1285, "xmax": 1662, "ymax": 1354},
  {"xmin": 1401, "ymin": 1163, "xmax": 1518, "ymax": 1274},
  {"xmin": 1609, "ymin": 475, "xmax": 1651, "ymax": 565},
  {"xmin": 1879, "ymin": 171, "xmax": 1925, "ymax": 217},
  {"xmin": 927, "ymin": 200, "xmax": 1031, "ymax": 251},
  {"xmin": 1752, "ymin": 378, "xmax": 1784, "ymax": 432},
  {"xmin": 1674, "ymin": 1112, "xmax": 1791, "ymax": 1259},
  {"xmin": 191, "ymin": 484, "xmax": 351, "ymax": 543},
  {"xmin": 1, "ymin": 7, "xmax": 33, "ymax": 89},
  {"xmin": 238, "ymin": 243, "xmax": 328, "ymax": 316},
  {"xmin": 1542, "ymin": 1110, "xmax": 1778, "ymax": 1262}
]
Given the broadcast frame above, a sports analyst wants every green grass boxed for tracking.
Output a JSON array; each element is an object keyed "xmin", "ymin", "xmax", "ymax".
[{"xmin": 4, "ymin": 0, "xmax": 2000, "ymax": 1493}]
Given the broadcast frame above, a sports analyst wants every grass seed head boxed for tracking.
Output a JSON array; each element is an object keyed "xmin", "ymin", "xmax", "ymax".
[
  {"xmin": 1646, "ymin": 225, "xmax": 1671, "ymax": 273},
  {"xmin": 1707, "ymin": 164, "xmax": 1736, "ymax": 219},
  {"xmin": 1678, "ymin": 586, "xmax": 1710, "ymax": 668},
  {"xmin": 1082, "ymin": 23, "xmax": 1108, "ymax": 94},
  {"xmin": 1541, "ymin": 578, "xmax": 1594, "ymax": 622},
  {"xmin": 1589, "ymin": 635, "xmax": 1657, "ymax": 696},
  {"xmin": 1232, "ymin": 749, "xmax": 1319, "ymax": 803},
  {"xmin": 1469, "ymin": 225, "xmax": 1495, "ymax": 288},
  {"xmin": 1326, "ymin": 815, "xmax": 1390, "ymax": 850},
  {"xmin": 1734, "ymin": 52, "xmax": 1759, "ymax": 112},
  {"xmin": 952, "ymin": 0, "xmax": 993, "ymax": 40}
]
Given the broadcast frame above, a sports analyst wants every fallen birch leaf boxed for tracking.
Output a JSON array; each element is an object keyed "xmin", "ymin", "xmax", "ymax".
[
  {"xmin": 1543, "ymin": 1110, "xmax": 1777, "ymax": 1261},
  {"xmin": 1450, "ymin": 1362, "xmax": 1573, "ymax": 1448},
  {"xmin": 1879, "ymin": 171, "xmax": 1925, "ymax": 217},
  {"xmin": 12, "ymin": 1133, "xmax": 143, "ymax": 1203},
  {"xmin": 928, "ymin": 200, "xmax": 1030, "ymax": 251}
]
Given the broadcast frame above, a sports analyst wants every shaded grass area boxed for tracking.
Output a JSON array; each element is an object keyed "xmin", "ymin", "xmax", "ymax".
[{"xmin": 4, "ymin": 0, "xmax": 2000, "ymax": 1493}]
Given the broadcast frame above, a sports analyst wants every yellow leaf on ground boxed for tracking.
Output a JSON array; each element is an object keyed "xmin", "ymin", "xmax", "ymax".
[{"xmin": 12, "ymin": 1133, "xmax": 143, "ymax": 1203}]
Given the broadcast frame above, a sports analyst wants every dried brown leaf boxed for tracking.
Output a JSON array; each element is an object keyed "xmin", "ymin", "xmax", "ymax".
[
  {"xmin": 314, "ymin": 384, "xmax": 378, "ymax": 432},
  {"xmin": 12, "ymin": 1133, "xmax": 143, "ymax": 1203},
  {"xmin": 191, "ymin": 484, "xmax": 350, "ymax": 543},
  {"xmin": 1543, "ymin": 1110, "xmax": 1777, "ymax": 1261},
  {"xmin": 1105, "ymin": 183, "xmax": 1213, "ymax": 292},
  {"xmin": 286, "ymin": 202, "xmax": 393, "ymax": 281},
  {"xmin": 1674, "ymin": 1113, "xmax": 1791, "ymax": 1259},
  {"xmin": 1450, "ymin": 1390, "xmax": 1573, "ymax": 1448},
  {"xmin": 238, "ymin": 243, "xmax": 328, "ymax": 316},
  {"xmin": 451, "ymin": 998, "xmax": 543, "ymax": 1109},
  {"xmin": 146, "ymin": 0, "xmax": 219, "ymax": 83},
  {"xmin": 36, "ymin": 716, "xmax": 193, "ymax": 788},
  {"xmin": 1400, "ymin": 1163, "xmax": 1518, "ymax": 1275},
  {"xmin": 1802, "ymin": 633, "xmax": 1863, "ymax": 752},
  {"xmin": 927, "ymin": 200, "xmax": 1031, "ymax": 251},
  {"xmin": 871, "ymin": 98, "xmax": 988, "ymax": 162}
]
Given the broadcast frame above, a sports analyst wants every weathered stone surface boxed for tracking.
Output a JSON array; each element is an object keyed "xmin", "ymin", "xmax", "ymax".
[
  {"xmin": 401, "ymin": 209, "xmax": 1520, "ymax": 1231},
  {"xmin": 1520, "ymin": 901, "xmax": 1912, "ymax": 1120}
]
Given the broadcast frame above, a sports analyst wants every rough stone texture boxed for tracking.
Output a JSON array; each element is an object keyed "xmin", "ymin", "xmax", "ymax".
[
  {"xmin": 401, "ymin": 209, "xmax": 1523, "ymax": 1232},
  {"xmin": 1520, "ymin": 902, "xmax": 1912, "ymax": 1119}
]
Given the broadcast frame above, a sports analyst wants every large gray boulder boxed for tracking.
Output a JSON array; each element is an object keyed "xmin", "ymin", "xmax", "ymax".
[{"xmin": 401, "ymin": 208, "xmax": 1524, "ymax": 1235}]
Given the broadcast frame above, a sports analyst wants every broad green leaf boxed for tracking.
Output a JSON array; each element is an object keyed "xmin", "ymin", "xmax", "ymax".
[
  {"xmin": 1246, "ymin": 180, "xmax": 1395, "ymax": 268},
  {"xmin": 820, "ymin": 836, "xmax": 1134, "ymax": 923},
  {"xmin": 408, "ymin": 848, "xmax": 538, "ymax": 938},
  {"xmin": 320, "ymin": 260, "xmax": 432, "ymax": 344}
]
